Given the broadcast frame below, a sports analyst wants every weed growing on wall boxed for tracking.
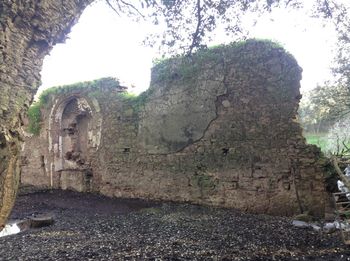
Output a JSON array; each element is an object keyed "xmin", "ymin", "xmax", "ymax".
[
  {"xmin": 27, "ymin": 39, "xmax": 289, "ymax": 135},
  {"xmin": 117, "ymin": 88, "xmax": 155, "ymax": 112},
  {"xmin": 39, "ymin": 77, "xmax": 120, "ymax": 106},
  {"xmin": 151, "ymin": 39, "xmax": 286, "ymax": 85},
  {"xmin": 27, "ymin": 103, "xmax": 41, "ymax": 135},
  {"xmin": 27, "ymin": 77, "xmax": 120, "ymax": 135}
]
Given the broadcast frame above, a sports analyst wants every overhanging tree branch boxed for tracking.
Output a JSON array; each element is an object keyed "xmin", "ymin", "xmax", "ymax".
[
  {"xmin": 120, "ymin": 0, "xmax": 145, "ymax": 18},
  {"xmin": 188, "ymin": 0, "xmax": 202, "ymax": 55},
  {"xmin": 105, "ymin": 0, "xmax": 146, "ymax": 18},
  {"xmin": 106, "ymin": 0, "xmax": 121, "ymax": 15}
]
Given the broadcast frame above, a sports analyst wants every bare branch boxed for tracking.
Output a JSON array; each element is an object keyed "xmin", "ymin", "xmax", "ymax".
[
  {"xmin": 106, "ymin": 0, "xmax": 121, "ymax": 16},
  {"xmin": 332, "ymin": 157, "xmax": 350, "ymax": 189},
  {"xmin": 188, "ymin": 0, "xmax": 202, "ymax": 55},
  {"xmin": 120, "ymin": 0, "xmax": 145, "ymax": 18},
  {"xmin": 323, "ymin": 0, "xmax": 333, "ymax": 18}
]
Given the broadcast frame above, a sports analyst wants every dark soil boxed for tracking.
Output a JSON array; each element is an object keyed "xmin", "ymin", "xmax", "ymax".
[{"xmin": 1, "ymin": 188, "xmax": 350, "ymax": 261}]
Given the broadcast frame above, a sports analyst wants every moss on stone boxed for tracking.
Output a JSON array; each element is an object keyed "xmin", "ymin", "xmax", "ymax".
[
  {"xmin": 27, "ymin": 39, "xmax": 294, "ymax": 136},
  {"xmin": 27, "ymin": 77, "xmax": 120, "ymax": 135},
  {"xmin": 192, "ymin": 174, "xmax": 216, "ymax": 190},
  {"xmin": 39, "ymin": 77, "xmax": 120, "ymax": 106},
  {"xmin": 151, "ymin": 39, "xmax": 287, "ymax": 86},
  {"xmin": 27, "ymin": 103, "xmax": 41, "ymax": 135},
  {"xmin": 117, "ymin": 88, "xmax": 155, "ymax": 112}
]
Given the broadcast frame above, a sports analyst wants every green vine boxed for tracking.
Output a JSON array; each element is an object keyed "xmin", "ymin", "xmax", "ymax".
[
  {"xmin": 27, "ymin": 103, "xmax": 41, "ymax": 135},
  {"xmin": 151, "ymin": 39, "xmax": 286, "ymax": 85},
  {"xmin": 26, "ymin": 39, "xmax": 288, "ymax": 135},
  {"xmin": 27, "ymin": 77, "xmax": 120, "ymax": 135}
]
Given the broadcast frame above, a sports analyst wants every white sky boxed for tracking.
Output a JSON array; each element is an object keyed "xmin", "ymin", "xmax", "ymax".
[{"xmin": 40, "ymin": 1, "xmax": 338, "ymax": 95}]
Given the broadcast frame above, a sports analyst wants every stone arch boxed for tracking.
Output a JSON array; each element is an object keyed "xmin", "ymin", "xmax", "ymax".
[
  {"xmin": 0, "ymin": 0, "xmax": 95, "ymax": 227},
  {"xmin": 48, "ymin": 94, "xmax": 102, "ymax": 192}
]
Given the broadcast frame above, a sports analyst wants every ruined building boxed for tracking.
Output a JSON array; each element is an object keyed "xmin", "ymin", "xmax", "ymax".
[{"xmin": 21, "ymin": 40, "xmax": 326, "ymax": 216}]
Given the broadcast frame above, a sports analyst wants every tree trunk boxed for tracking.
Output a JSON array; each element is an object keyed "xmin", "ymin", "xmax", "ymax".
[
  {"xmin": 0, "ymin": 0, "xmax": 93, "ymax": 229},
  {"xmin": 332, "ymin": 157, "xmax": 350, "ymax": 189}
]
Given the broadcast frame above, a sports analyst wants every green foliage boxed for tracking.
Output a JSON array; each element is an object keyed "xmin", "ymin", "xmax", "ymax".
[
  {"xmin": 107, "ymin": 0, "xmax": 345, "ymax": 57},
  {"xmin": 118, "ymin": 92, "xmax": 138, "ymax": 100},
  {"xmin": 324, "ymin": 118, "xmax": 350, "ymax": 156},
  {"xmin": 192, "ymin": 174, "xmax": 216, "ymax": 190},
  {"xmin": 304, "ymin": 133, "xmax": 328, "ymax": 151},
  {"xmin": 26, "ymin": 39, "xmax": 286, "ymax": 135},
  {"xmin": 304, "ymin": 124, "xmax": 350, "ymax": 156},
  {"xmin": 39, "ymin": 77, "xmax": 120, "ymax": 107},
  {"xmin": 117, "ymin": 88, "xmax": 155, "ymax": 111},
  {"xmin": 299, "ymin": 84, "xmax": 350, "ymax": 133},
  {"xmin": 27, "ymin": 77, "xmax": 120, "ymax": 135},
  {"xmin": 152, "ymin": 39, "xmax": 286, "ymax": 85},
  {"xmin": 27, "ymin": 103, "xmax": 41, "ymax": 135}
]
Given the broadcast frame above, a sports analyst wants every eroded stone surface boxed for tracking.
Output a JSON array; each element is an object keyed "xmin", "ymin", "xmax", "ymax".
[
  {"xmin": 21, "ymin": 41, "xmax": 327, "ymax": 217},
  {"xmin": 0, "ymin": 0, "xmax": 93, "ymax": 228}
]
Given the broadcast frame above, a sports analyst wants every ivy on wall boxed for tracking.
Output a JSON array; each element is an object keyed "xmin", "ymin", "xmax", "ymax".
[
  {"xmin": 27, "ymin": 39, "xmax": 288, "ymax": 135},
  {"xmin": 27, "ymin": 77, "xmax": 120, "ymax": 135}
]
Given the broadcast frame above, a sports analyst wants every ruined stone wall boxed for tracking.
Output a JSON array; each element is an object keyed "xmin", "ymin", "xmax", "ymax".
[
  {"xmin": 22, "ymin": 40, "xmax": 326, "ymax": 216},
  {"xmin": 0, "ymin": 0, "xmax": 93, "ymax": 227}
]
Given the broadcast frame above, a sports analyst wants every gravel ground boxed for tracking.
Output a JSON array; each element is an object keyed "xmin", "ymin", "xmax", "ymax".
[{"xmin": 1, "ymin": 188, "xmax": 350, "ymax": 261}]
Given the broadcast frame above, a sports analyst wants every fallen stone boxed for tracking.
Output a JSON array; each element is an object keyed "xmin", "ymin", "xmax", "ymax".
[
  {"xmin": 292, "ymin": 220, "xmax": 310, "ymax": 229},
  {"xmin": 310, "ymin": 223, "xmax": 321, "ymax": 231},
  {"xmin": 323, "ymin": 222, "xmax": 337, "ymax": 233},
  {"xmin": 29, "ymin": 213, "xmax": 55, "ymax": 228}
]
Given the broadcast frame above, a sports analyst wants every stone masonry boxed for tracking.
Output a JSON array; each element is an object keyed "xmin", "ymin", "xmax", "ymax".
[
  {"xmin": 0, "ymin": 0, "xmax": 94, "ymax": 228},
  {"xmin": 21, "ymin": 40, "xmax": 326, "ymax": 216}
]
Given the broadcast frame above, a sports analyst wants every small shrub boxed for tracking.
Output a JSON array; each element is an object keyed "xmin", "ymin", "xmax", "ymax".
[
  {"xmin": 27, "ymin": 77, "xmax": 120, "ymax": 135},
  {"xmin": 117, "ymin": 88, "xmax": 154, "ymax": 112},
  {"xmin": 27, "ymin": 103, "xmax": 41, "ymax": 135}
]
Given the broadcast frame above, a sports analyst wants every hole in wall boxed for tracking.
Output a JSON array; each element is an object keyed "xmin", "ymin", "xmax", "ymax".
[
  {"xmin": 222, "ymin": 148, "xmax": 229, "ymax": 156},
  {"xmin": 40, "ymin": 155, "xmax": 45, "ymax": 167}
]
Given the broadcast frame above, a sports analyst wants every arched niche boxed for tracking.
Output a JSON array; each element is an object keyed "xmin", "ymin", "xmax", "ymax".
[
  {"xmin": 61, "ymin": 98, "xmax": 91, "ymax": 169},
  {"xmin": 48, "ymin": 94, "xmax": 102, "ymax": 192}
]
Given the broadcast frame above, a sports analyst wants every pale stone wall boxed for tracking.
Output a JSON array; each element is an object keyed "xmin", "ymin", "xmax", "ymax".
[{"xmin": 21, "ymin": 40, "xmax": 326, "ymax": 216}]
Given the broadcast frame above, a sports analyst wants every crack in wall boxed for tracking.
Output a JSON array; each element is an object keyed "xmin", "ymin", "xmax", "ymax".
[{"xmin": 21, "ymin": 40, "xmax": 327, "ymax": 216}]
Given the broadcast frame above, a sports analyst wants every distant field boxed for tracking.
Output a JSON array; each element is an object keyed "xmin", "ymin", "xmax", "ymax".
[{"xmin": 303, "ymin": 133, "xmax": 328, "ymax": 152}]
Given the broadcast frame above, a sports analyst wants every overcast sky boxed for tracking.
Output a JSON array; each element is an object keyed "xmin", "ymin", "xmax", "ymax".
[{"xmin": 40, "ymin": 1, "xmax": 337, "ymax": 95}]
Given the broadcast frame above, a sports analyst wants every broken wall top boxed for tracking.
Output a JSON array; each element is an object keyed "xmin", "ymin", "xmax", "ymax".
[
  {"xmin": 138, "ymin": 39, "xmax": 303, "ymax": 153},
  {"xmin": 30, "ymin": 39, "xmax": 304, "ymax": 155}
]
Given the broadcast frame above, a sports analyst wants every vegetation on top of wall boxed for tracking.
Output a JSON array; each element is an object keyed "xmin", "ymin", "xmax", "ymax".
[
  {"xmin": 116, "ymin": 87, "xmax": 155, "ymax": 112},
  {"xmin": 151, "ymin": 39, "xmax": 287, "ymax": 85},
  {"xmin": 27, "ymin": 39, "xmax": 289, "ymax": 135},
  {"xmin": 38, "ymin": 77, "xmax": 120, "ymax": 106},
  {"xmin": 27, "ymin": 77, "xmax": 120, "ymax": 135}
]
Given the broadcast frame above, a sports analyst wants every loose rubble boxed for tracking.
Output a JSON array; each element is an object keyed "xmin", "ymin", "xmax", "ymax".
[
  {"xmin": 292, "ymin": 220, "xmax": 346, "ymax": 234},
  {"xmin": 0, "ymin": 189, "xmax": 350, "ymax": 260}
]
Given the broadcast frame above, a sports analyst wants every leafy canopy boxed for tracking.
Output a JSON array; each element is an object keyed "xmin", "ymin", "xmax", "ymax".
[
  {"xmin": 299, "ymin": 83, "xmax": 350, "ymax": 133},
  {"xmin": 102, "ymin": 1, "xmax": 345, "ymax": 52},
  {"xmin": 103, "ymin": 0, "xmax": 350, "ymax": 89}
]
